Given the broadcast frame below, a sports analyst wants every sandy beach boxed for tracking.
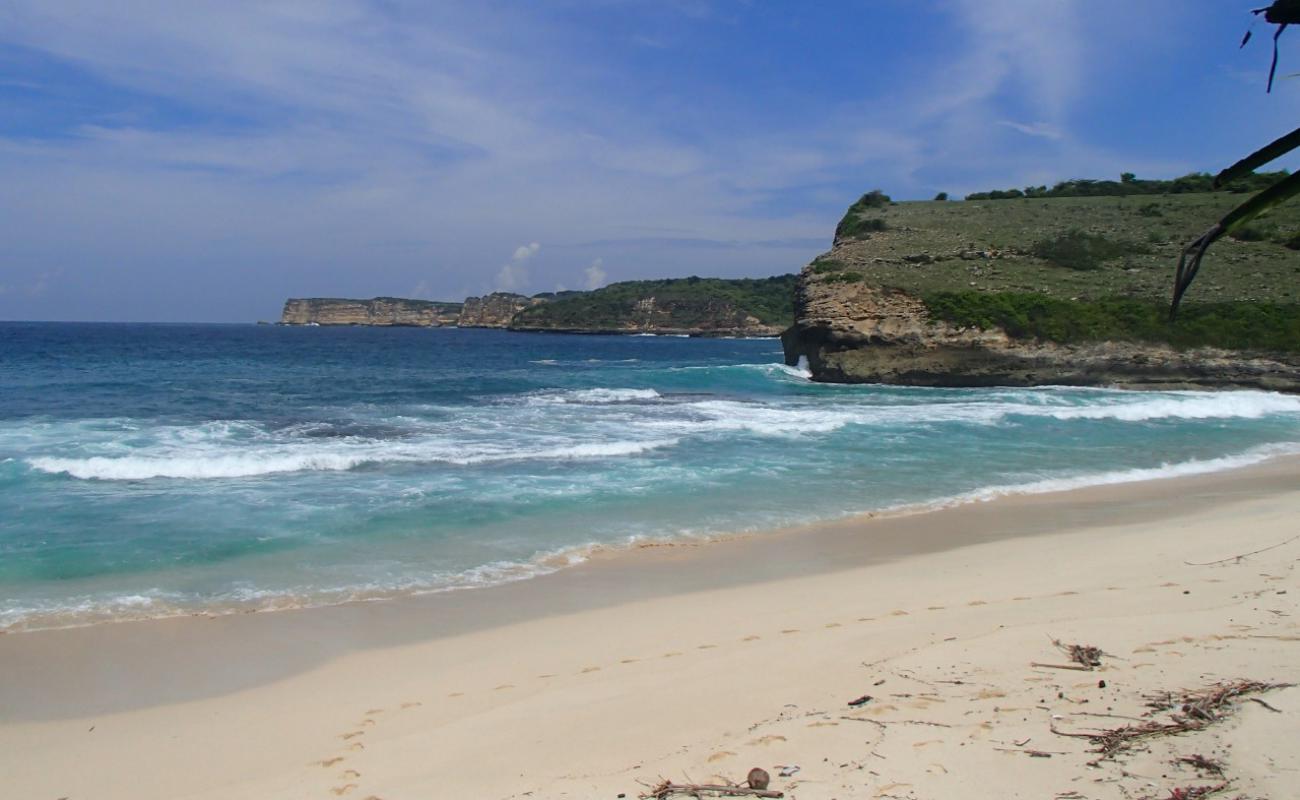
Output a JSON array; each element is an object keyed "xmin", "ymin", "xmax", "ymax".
[{"xmin": 2, "ymin": 459, "xmax": 1298, "ymax": 800}]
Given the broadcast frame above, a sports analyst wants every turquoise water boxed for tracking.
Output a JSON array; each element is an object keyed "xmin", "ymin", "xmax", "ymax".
[{"xmin": 2, "ymin": 322, "xmax": 1299, "ymax": 630}]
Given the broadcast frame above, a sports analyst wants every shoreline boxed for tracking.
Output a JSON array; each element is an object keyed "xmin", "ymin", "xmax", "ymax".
[
  {"xmin": 2, "ymin": 458, "xmax": 1298, "ymax": 798},
  {"xmin": 3, "ymin": 455, "xmax": 1298, "ymax": 716},
  {"xmin": 6, "ymin": 445, "xmax": 1297, "ymax": 635}
]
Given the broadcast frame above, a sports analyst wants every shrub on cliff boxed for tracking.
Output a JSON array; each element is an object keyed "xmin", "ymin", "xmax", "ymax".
[
  {"xmin": 835, "ymin": 191, "xmax": 893, "ymax": 241},
  {"xmin": 923, "ymin": 291, "xmax": 1300, "ymax": 352},
  {"xmin": 1032, "ymin": 229, "xmax": 1146, "ymax": 271}
]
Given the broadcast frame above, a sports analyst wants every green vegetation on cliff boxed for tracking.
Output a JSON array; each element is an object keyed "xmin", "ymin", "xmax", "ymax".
[
  {"xmin": 965, "ymin": 171, "xmax": 1287, "ymax": 201},
  {"xmin": 809, "ymin": 189, "xmax": 1300, "ymax": 352},
  {"xmin": 511, "ymin": 275, "xmax": 797, "ymax": 332},
  {"xmin": 923, "ymin": 292, "xmax": 1300, "ymax": 352}
]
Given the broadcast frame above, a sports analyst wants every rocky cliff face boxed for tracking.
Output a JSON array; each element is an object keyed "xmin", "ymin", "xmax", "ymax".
[
  {"xmin": 782, "ymin": 279, "xmax": 1300, "ymax": 390},
  {"xmin": 457, "ymin": 293, "xmax": 547, "ymax": 328},
  {"xmin": 782, "ymin": 196, "xmax": 1300, "ymax": 391},
  {"xmin": 281, "ymin": 298, "xmax": 461, "ymax": 326}
]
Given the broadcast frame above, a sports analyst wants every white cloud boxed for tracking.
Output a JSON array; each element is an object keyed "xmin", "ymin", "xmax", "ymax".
[
  {"xmin": 583, "ymin": 257, "xmax": 607, "ymax": 290},
  {"xmin": 998, "ymin": 120, "xmax": 1065, "ymax": 141},
  {"xmin": 494, "ymin": 242, "xmax": 542, "ymax": 292}
]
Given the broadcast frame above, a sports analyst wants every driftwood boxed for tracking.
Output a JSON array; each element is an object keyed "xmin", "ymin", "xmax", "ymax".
[
  {"xmin": 1161, "ymin": 783, "xmax": 1229, "ymax": 800},
  {"xmin": 1183, "ymin": 533, "xmax": 1300, "ymax": 566},
  {"xmin": 642, "ymin": 781, "xmax": 783, "ymax": 799},
  {"xmin": 1031, "ymin": 662, "xmax": 1094, "ymax": 672},
  {"xmin": 1052, "ymin": 679, "xmax": 1293, "ymax": 761},
  {"xmin": 1053, "ymin": 638, "xmax": 1104, "ymax": 668}
]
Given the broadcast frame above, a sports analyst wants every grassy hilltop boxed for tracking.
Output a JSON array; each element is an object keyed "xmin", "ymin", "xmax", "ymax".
[
  {"xmin": 512, "ymin": 275, "xmax": 797, "ymax": 333},
  {"xmin": 813, "ymin": 188, "xmax": 1300, "ymax": 351}
]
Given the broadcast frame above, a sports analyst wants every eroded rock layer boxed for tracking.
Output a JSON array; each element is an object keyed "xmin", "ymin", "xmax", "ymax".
[{"xmin": 281, "ymin": 298, "xmax": 461, "ymax": 326}]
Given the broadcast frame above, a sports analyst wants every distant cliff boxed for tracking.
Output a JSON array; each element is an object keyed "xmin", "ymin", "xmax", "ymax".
[
  {"xmin": 280, "ymin": 276, "xmax": 795, "ymax": 336},
  {"xmin": 782, "ymin": 190, "xmax": 1300, "ymax": 390},
  {"xmin": 510, "ymin": 276, "xmax": 796, "ymax": 336},
  {"xmin": 280, "ymin": 298, "xmax": 462, "ymax": 326},
  {"xmin": 457, "ymin": 293, "xmax": 549, "ymax": 328}
]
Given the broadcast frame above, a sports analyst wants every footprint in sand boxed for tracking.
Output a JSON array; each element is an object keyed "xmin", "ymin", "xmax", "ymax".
[
  {"xmin": 620, "ymin": 658, "xmax": 639, "ymax": 664},
  {"xmin": 357, "ymin": 719, "xmax": 376, "ymax": 727},
  {"xmin": 824, "ymin": 622, "xmax": 842, "ymax": 628},
  {"xmin": 580, "ymin": 666, "xmax": 601, "ymax": 673},
  {"xmin": 707, "ymin": 751, "xmax": 736, "ymax": 763},
  {"xmin": 891, "ymin": 610, "xmax": 909, "ymax": 616},
  {"xmin": 1012, "ymin": 596, "xmax": 1030, "ymax": 601},
  {"xmin": 364, "ymin": 708, "xmax": 384, "ymax": 715},
  {"xmin": 780, "ymin": 629, "xmax": 800, "ymax": 635},
  {"xmin": 448, "ymin": 691, "xmax": 465, "ymax": 697},
  {"xmin": 1056, "ymin": 590, "xmax": 1079, "ymax": 596},
  {"xmin": 967, "ymin": 600, "xmax": 987, "ymax": 607},
  {"xmin": 537, "ymin": 674, "xmax": 555, "ymax": 679},
  {"xmin": 341, "ymin": 732, "xmax": 364, "ymax": 741},
  {"xmin": 331, "ymin": 784, "xmax": 358, "ymax": 795},
  {"xmin": 747, "ymin": 735, "xmax": 787, "ymax": 746},
  {"xmin": 857, "ymin": 617, "xmax": 875, "ymax": 622},
  {"xmin": 697, "ymin": 644, "xmax": 717, "ymax": 649},
  {"xmin": 316, "ymin": 757, "xmax": 345, "ymax": 767},
  {"xmin": 347, "ymin": 743, "xmax": 365, "ymax": 752},
  {"xmin": 912, "ymin": 739, "xmax": 943, "ymax": 748},
  {"xmin": 662, "ymin": 651, "xmax": 682, "ymax": 658},
  {"xmin": 400, "ymin": 701, "xmax": 422, "ymax": 709},
  {"xmin": 493, "ymin": 684, "xmax": 515, "ymax": 691},
  {"xmin": 742, "ymin": 635, "xmax": 761, "ymax": 642},
  {"xmin": 927, "ymin": 606, "xmax": 945, "ymax": 611},
  {"xmin": 341, "ymin": 770, "xmax": 361, "ymax": 779}
]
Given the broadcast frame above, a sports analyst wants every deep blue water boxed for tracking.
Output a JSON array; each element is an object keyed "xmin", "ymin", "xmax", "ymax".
[{"xmin": 2, "ymin": 322, "xmax": 1299, "ymax": 630}]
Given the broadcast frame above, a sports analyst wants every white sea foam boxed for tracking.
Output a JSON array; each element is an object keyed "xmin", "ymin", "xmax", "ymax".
[
  {"xmin": 924, "ymin": 441, "xmax": 1300, "ymax": 509},
  {"xmin": 559, "ymin": 388, "xmax": 662, "ymax": 404},
  {"xmin": 1038, "ymin": 392, "xmax": 1300, "ymax": 422},
  {"xmin": 28, "ymin": 437, "xmax": 680, "ymax": 480}
]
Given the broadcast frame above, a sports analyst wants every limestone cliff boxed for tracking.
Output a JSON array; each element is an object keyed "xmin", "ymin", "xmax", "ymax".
[
  {"xmin": 457, "ymin": 293, "xmax": 547, "ymax": 328},
  {"xmin": 782, "ymin": 193, "xmax": 1300, "ymax": 390},
  {"xmin": 281, "ymin": 298, "xmax": 462, "ymax": 326}
]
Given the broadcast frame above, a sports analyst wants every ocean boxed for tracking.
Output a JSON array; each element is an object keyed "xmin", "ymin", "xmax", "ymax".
[{"xmin": 2, "ymin": 321, "xmax": 1299, "ymax": 631}]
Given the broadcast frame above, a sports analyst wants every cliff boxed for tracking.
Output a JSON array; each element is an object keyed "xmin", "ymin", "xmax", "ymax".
[
  {"xmin": 510, "ymin": 276, "xmax": 795, "ymax": 337},
  {"xmin": 280, "ymin": 298, "xmax": 462, "ymax": 326},
  {"xmin": 782, "ymin": 191, "xmax": 1300, "ymax": 390},
  {"xmin": 457, "ymin": 293, "xmax": 548, "ymax": 328}
]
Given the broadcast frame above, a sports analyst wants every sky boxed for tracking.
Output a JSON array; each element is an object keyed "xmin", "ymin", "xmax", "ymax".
[{"xmin": 1, "ymin": 1, "xmax": 1297, "ymax": 322}]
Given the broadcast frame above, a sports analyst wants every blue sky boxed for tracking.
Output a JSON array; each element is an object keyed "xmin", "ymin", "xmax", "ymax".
[{"xmin": 1, "ymin": 1, "xmax": 1296, "ymax": 321}]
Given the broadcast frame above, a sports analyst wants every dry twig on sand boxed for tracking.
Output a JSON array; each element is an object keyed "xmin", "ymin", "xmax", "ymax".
[
  {"xmin": 1151, "ymin": 783, "xmax": 1229, "ymax": 800},
  {"xmin": 1145, "ymin": 680, "xmax": 1294, "ymax": 722},
  {"xmin": 1183, "ymin": 533, "xmax": 1299, "ymax": 566},
  {"xmin": 641, "ymin": 781, "xmax": 784, "ymax": 799},
  {"xmin": 1173, "ymin": 754, "xmax": 1224, "ymax": 775},
  {"xmin": 1051, "ymin": 679, "xmax": 1293, "ymax": 761},
  {"xmin": 1053, "ymin": 637, "xmax": 1105, "ymax": 668}
]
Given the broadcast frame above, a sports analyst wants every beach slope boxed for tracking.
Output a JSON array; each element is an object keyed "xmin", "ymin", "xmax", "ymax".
[{"xmin": 2, "ymin": 463, "xmax": 1298, "ymax": 799}]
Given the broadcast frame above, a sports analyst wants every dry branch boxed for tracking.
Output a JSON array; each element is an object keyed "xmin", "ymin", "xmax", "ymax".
[
  {"xmin": 641, "ymin": 781, "xmax": 784, "ymax": 799},
  {"xmin": 1156, "ymin": 783, "xmax": 1229, "ymax": 800},
  {"xmin": 1052, "ymin": 679, "xmax": 1293, "ymax": 761},
  {"xmin": 1183, "ymin": 533, "xmax": 1300, "ymax": 566},
  {"xmin": 1053, "ymin": 638, "xmax": 1104, "ymax": 668}
]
